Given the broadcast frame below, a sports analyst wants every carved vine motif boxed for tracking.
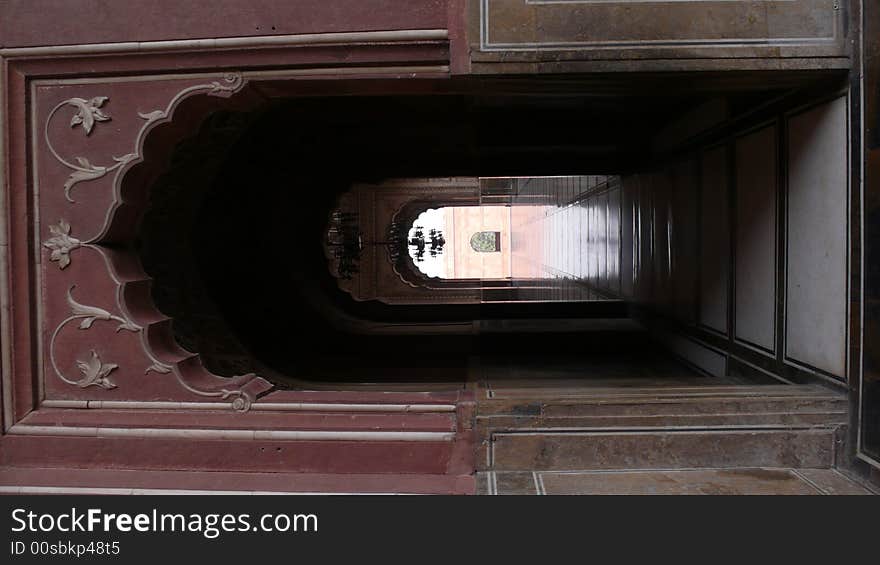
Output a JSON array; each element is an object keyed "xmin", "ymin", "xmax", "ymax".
[
  {"xmin": 50, "ymin": 280, "xmax": 259, "ymax": 408},
  {"xmin": 75, "ymin": 350, "xmax": 118, "ymax": 390},
  {"xmin": 44, "ymin": 96, "xmax": 135, "ymax": 202},
  {"xmin": 42, "ymin": 220, "xmax": 81, "ymax": 269},
  {"xmin": 69, "ymin": 96, "xmax": 110, "ymax": 134},
  {"xmin": 50, "ymin": 277, "xmax": 259, "ymax": 410},
  {"xmin": 44, "ymin": 73, "xmax": 244, "ymax": 202},
  {"xmin": 43, "ymin": 73, "xmax": 263, "ymax": 410},
  {"xmin": 50, "ymin": 286, "xmax": 140, "ymax": 390}
]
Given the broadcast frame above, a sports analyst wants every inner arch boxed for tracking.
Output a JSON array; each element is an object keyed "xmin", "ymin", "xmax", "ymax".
[
  {"xmin": 408, "ymin": 206, "xmax": 517, "ymax": 280},
  {"xmin": 133, "ymin": 89, "xmax": 671, "ymax": 386}
]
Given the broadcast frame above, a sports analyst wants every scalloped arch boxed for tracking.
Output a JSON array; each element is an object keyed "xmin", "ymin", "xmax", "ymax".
[{"xmin": 43, "ymin": 72, "xmax": 274, "ymax": 411}]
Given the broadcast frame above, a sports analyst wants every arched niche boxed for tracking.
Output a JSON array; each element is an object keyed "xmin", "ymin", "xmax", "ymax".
[
  {"xmin": 37, "ymin": 76, "xmax": 628, "ymax": 393},
  {"xmin": 37, "ymin": 73, "xmax": 273, "ymax": 410}
]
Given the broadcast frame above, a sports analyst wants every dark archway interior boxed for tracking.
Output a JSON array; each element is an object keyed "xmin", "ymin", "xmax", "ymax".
[{"xmin": 135, "ymin": 74, "xmax": 837, "ymax": 386}]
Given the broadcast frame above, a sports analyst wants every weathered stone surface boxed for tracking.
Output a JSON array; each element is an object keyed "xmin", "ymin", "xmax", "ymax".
[
  {"xmin": 792, "ymin": 469, "xmax": 877, "ymax": 495},
  {"xmin": 490, "ymin": 429, "xmax": 834, "ymax": 471},
  {"xmin": 471, "ymin": 0, "xmax": 849, "ymax": 71},
  {"xmin": 538, "ymin": 469, "xmax": 824, "ymax": 496},
  {"xmin": 478, "ymin": 468, "xmax": 875, "ymax": 495},
  {"xmin": 494, "ymin": 471, "xmax": 539, "ymax": 495}
]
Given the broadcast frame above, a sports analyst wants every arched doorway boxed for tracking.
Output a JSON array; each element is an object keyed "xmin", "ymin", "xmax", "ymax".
[{"xmin": 134, "ymin": 97, "xmax": 635, "ymax": 388}]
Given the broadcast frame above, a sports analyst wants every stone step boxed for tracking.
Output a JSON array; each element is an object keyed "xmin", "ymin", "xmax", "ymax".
[
  {"xmin": 1, "ymin": 396, "xmax": 474, "ymax": 491},
  {"xmin": 479, "ymin": 384, "xmax": 844, "ymax": 415},
  {"xmin": 482, "ymin": 383, "xmax": 837, "ymax": 400},
  {"xmin": 477, "ymin": 384, "xmax": 846, "ymax": 472},
  {"xmin": 20, "ymin": 408, "xmax": 458, "ymax": 433},
  {"xmin": 477, "ymin": 410, "xmax": 846, "ymax": 431},
  {"xmin": 484, "ymin": 428, "xmax": 837, "ymax": 471},
  {"xmin": 479, "ymin": 396, "xmax": 846, "ymax": 419},
  {"xmin": 0, "ymin": 467, "xmax": 475, "ymax": 495},
  {"xmin": 0, "ymin": 433, "xmax": 474, "ymax": 475}
]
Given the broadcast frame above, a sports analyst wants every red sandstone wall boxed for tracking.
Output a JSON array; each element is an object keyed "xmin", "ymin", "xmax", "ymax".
[{"xmin": 0, "ymin": 0, "xmax": 449, "ymax": 48}]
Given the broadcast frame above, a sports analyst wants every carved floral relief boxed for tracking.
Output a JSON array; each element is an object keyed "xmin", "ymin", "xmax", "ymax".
[
  {"xmin": 42, "ymin": 219, "xmax": 81, "ymax": 269},
  {"xmin": 38, "ymin": 73, "xmax": 267, "ymax": 409}
]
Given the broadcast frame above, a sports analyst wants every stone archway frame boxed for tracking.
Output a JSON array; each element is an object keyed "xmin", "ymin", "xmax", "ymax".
[
  {"xmin": 390, "ymin": 196, "xmax": 485, "ymax": 291},
  {"xmin": 0, "ymin": 32, "xmax": 453, "ymax": 425}
]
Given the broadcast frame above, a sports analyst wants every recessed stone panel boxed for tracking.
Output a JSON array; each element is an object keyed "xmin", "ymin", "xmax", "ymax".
[
  {"xmin": 699, "ymin": 146, "xmax": 730, "ymax": 334},
  {"xmin": 478, "ymin": 0, "xmax": 844, "ymax": 58},
  {"xmin": 734, "ymin": 125, "xmax": 778, "ymax": 352}
]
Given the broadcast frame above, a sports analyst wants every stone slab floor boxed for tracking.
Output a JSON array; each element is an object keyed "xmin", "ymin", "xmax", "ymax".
[{"xmin": 477, "ymin": 468, "xmax": 876, "ymax": 495}]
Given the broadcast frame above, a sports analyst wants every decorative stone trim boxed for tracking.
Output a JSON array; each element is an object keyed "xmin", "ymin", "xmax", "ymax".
[
  {"xmin": 0, "ymin": 29, "xmax": 448, "ymax": 57},
  {"xmin": 8, "ymin": 424, "xmax": 455, "ymax": 442}
]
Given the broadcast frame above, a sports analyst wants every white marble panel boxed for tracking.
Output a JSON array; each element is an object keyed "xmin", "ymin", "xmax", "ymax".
[{"xmin": 785, "ymin": 97, "xmax": 848, "ymax": 378}]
